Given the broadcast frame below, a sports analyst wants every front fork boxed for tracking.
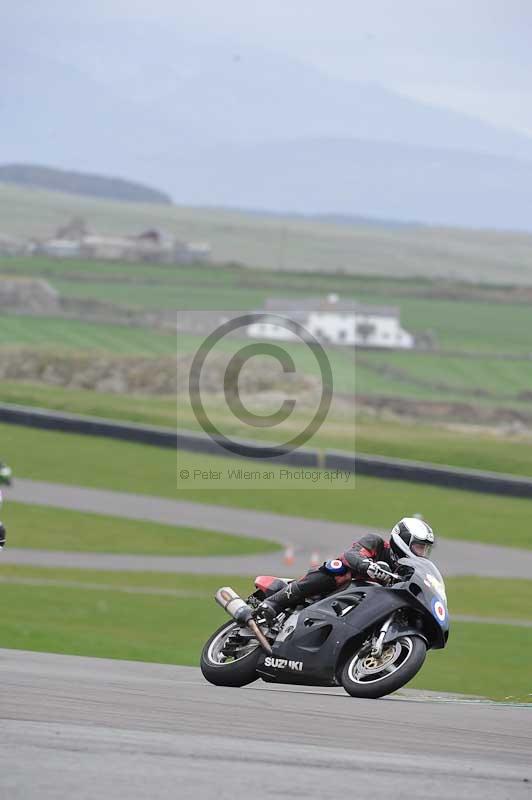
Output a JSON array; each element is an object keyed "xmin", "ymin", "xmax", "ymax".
[{"xmin": 371, "ymin": 614, "xmax": 395, "ymax": 658}]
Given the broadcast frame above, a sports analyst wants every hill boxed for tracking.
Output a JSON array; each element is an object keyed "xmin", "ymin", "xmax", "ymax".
[
  {"xmin": 175, "ymin": 138, "xmax": 532, "ymax": 231},
  {"xmin": 0, "ymin": 164, "xmax": 171, "ymax": 205},
  {"xmin": 2, "ymin": 183, "xmax": 532, "ymax": 285},
  {"xmin": 3, "ymin": 33, "xmax": 532, "ymax": 229}
]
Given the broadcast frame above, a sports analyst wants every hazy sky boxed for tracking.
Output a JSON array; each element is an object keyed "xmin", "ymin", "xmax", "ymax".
[{"xmin": 6, "ymin": 0, "xmax": 532, "ymax": 135}]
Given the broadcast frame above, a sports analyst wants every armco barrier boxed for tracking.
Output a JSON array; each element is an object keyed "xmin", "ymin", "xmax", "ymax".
[
  {"xmin": 0, "ymin": 403, "xmax": 177, "ymax": 448},
  {"xmin": 1, "ymin": 402, "xmax": 532, "ymax": 498},
  {"xmin": 325, "ymin": 450, "xmax": 532, "ymax": 498}
]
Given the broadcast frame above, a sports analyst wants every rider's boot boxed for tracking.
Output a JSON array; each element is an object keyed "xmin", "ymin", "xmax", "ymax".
[
  {"xmin": 256, "ymin": 570, "xmax": 337, "ymax": 625},
  {"xmin": 257, "ymin": 582, "xmax": 304, "ymax": 625}
]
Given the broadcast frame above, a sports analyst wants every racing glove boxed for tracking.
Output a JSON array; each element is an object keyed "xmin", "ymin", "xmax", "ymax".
[{"xmin": 365, "ymin": 560, "xmax": 394, "ymax": 585}]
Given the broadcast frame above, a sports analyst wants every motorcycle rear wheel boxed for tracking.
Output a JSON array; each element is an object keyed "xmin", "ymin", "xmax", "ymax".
[
  {"xmin": 341, "ymin": 635, "xmax": 426, "ymax": 699},
  {"xmin": 200, "ymin": 620, "xmax": 262, "ymax": 687}
]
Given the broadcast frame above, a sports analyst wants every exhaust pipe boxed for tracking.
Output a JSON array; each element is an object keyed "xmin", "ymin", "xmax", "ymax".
[{"xmin": 215, "ymin": 586, "xmax": 272, "ymax": 654}]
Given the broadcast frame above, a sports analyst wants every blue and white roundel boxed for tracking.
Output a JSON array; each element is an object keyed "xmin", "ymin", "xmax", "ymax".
[
  {"xmin": 324, "ymin": 559, "xmax": 348, "ymax": 576},
  {"xmin": 432, "ymin": 598, "xmax": 447, "ymax": 625}
]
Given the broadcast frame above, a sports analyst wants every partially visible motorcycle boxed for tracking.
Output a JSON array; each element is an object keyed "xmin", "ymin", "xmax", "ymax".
[
  {"xmin": 0, "ymin": 489, "xmax": 6, "ymax": 550},
  {"xmin": 0, "ymin": 462, "xmax": 12, "ymax": 486},
  {"xmin": 201, "ymin": 554, "xmax": 449, "ymax": 699}
]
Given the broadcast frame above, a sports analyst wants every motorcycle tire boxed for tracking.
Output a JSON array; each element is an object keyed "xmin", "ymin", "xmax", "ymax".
[
  {"xmin": 200, "ymin": 620, "xmax": 262, "ymax": 687},
  {"xmin": 341, "ymin": 635, "xmax": 426, "ymax": 699}
]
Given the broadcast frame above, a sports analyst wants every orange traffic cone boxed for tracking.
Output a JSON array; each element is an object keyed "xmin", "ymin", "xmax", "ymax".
[{"xmin": 283, "ymin": 544, "xmax": 295, "ymax": 567}]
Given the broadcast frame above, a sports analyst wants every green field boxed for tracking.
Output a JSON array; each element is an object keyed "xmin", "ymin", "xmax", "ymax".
[
  {"xmin": 43, "ymin": 272, "xmax": 532, "ymax": 353},
  {"xmin": 2, "ymin": 315, "xmax": 532, "ymax": 411},
  {"xmin": 0, "ymin": 565, "xmax": 530, "ymax": 701},
  {"xmin": 2, "ymin": 249, "xmax": 532, "ymax": 427},
  {"xmin": 409, "ymin": 622, "xmax": 532, "ymax": 701},
  {"xmin": 3, "ymin": 254, "xmax": 532, "ymax": 356},
  {"xmin": 1, "ymin": 254, "xmax": 530, "ymax": 302},
  {"xmin": 3, "ymin": 182, "xmax": 532, "ymax": 284},
  {"xmin": 54, "ymin": 282, "xmax": 532, "ymax": 354},
  {"xmin": 2, "ymin": 252, "xmax": 532, "ymax": 425},
  {"xmin": 0, "ymin": 316, "xmax": 175, "ymax": 354},
  {"xmin": 3, "ymin": 502, "xmax": 279, "ymax": 556},
  {"xmin": 445, "ymin": 576, "xmax": 532, "ymax": 621},
  {"xmin": 3, "ymin": 381, "xmax": 532, "ymax": 478},
  {"xmin": 52, "ymin": 277, "xmax": 267, "ymax": 311},
  {"xmin": 2, "ymin": 424, "xmax": 532, "ymax": 549},
  {"xmin": 356, "ymin": 350, "xmax": 532, "ymax": 399},
  {"xmin": 0, "ymin": 380, "xmax": 178, "ymax": 425}
]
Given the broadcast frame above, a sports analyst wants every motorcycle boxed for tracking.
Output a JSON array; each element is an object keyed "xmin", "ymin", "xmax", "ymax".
[
  {"xmin": 0, "ymin": 463, "xmax": 12, "ymax": 486},
  {"xmin": 201, "ymin": 555, "xmax": 449, "ymax": 699}
]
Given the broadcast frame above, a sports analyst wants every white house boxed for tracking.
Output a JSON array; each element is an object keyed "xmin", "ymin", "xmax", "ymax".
[
  {"xmin": 40, "ymin": 239, "xmax": 82, "ymax": 259},
  {"xmin": 247, "ymin": 295, "xmax": 414, "ymax": 349}
]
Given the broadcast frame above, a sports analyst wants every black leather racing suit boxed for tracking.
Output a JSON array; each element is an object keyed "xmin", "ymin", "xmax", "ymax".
[
  {"xmin": 263, "ymin": 533, "xmax": 395, "ymax": 614},
  {"xmin": 338, "ymin": 532, "xmax": 395, "ymax": 580}
]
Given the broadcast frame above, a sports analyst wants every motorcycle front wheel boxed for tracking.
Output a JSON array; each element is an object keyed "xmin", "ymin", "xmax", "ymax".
[
  {"xmin": 200, "ymin": 620, "xmax": 262, "ymax": 687},
  {"xmin": 341, "ymin": 635, "xmax": 426, "ymax": 699}
]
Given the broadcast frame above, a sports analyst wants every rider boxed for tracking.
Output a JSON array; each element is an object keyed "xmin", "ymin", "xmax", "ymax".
[
  {"xmin": 0, "ymin": 498, "xmax": 6, "ymax": 550},
  {"xmin": 257, "ymin": 517, "xmax": 435, "ymax": 624},
  {"xmin": 0, "ymin": 462, "xmax": 12, "ymax": 486}
]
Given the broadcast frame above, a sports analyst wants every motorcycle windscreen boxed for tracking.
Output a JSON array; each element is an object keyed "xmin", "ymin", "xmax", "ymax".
[{"xmin": 397, "ymin": 556, "xmax": 449, "ymax": 644}]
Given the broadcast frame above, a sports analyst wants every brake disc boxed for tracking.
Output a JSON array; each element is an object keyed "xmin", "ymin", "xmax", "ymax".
[{"xmin": 359, "ymin": 642, "xmax": 401, "ymax": 675}]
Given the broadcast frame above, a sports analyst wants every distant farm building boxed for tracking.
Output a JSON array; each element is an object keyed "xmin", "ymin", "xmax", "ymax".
[
  {"xmin": 247, "ymin": 294, "xmax": 414, "ymax": 349},
  {"xmin": 39, "ymin": 239, "xmax": 82, "ymax": 258},
  {"xmin": 134, "ymin": 229, "xmax": 211, "ymax": 264},
  {"xmin": 31, "ymin": 219, "xmax": 212, "ymax": 264},
  {"xmin": 80, "ymin": 235, "xmax": 137, "ymax": 262}
]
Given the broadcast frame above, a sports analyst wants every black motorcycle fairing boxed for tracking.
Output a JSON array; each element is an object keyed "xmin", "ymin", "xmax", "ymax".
[
  {"xmin": 382, "ymin": 619, "xmax": 428, "ymax": 647},
  {"xmin": 256, "ymin": 584, "xmax": 411, "ymax": 685},
  {"xmin": 255, "ymin": 556, "xmax": 448, "ymax": 686}
]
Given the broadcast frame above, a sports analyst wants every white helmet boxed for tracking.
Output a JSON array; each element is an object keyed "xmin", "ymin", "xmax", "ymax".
[{"xmin": 390, "ymin": 517, "xmax": 435, "ymax": 560}]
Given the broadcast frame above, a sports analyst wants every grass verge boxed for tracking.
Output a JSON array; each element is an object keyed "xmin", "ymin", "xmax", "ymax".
[
  {"xmin": 409, "ymin": 622, "xmax": 532, "ymax": 702},
  {"xmin": 2, "ymin": 502, "xmax": 279, "ymax": 556},
  {"xmin": 0, "ymin": 566, "xmax": 530, "ymax": 702},
  {"xmin": 446, "ymin": 576, "xmax": 532, "ymax": 622},
  {"xmin": 2, "ymin": 423, "xmax": 532, "ymax": 549},
  {"xmin": 3, "ymin": 382, "xmax": 532, "ymax": 478}
]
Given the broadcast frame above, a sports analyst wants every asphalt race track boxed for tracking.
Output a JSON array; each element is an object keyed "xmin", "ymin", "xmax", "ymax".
[
  {"xmin": 1, "ymin": 649, "xmax": 530, "ymax": 800},
  {"xmin": 2, "ymin": 480, "xmax": 532, "ymax": 798},
  {"xmin": 5, "ymin": 478, "xmax": 532, "ymax": 578}
]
